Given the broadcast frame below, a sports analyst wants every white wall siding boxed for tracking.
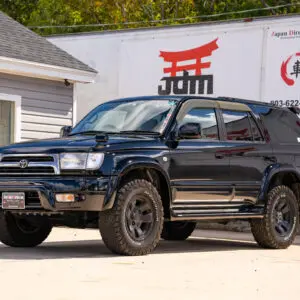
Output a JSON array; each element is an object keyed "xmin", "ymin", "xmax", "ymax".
[{"xmin": 0, "ymin": 73, "xmax": 73, "ymax": 141}]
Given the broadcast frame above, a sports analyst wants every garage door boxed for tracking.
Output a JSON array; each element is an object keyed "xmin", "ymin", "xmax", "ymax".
[{"xmin": 0, "ymin": 100, "xmax": 14, "ymax": 146}]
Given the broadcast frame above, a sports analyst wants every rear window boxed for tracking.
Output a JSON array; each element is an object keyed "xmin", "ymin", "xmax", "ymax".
[
  {"xmin": 222, "ymin": 110, "xmax": 253, "ymax": 141},
  {"xmin": 222, "ymin": 110, "xmax": 264, "ymax": 142},
  {"xmin": 248, "ymin": 113, "xmax": 264, "ymax": 141}
]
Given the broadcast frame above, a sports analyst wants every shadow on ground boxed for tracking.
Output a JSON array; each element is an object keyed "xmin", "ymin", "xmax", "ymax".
[
  {"xmin": 0, "ymin": 236, "xmax": 262, "ymax": 260},
  {"xmin": 1, "ymin": 230, "xmax": 299, "ymax": 260}
]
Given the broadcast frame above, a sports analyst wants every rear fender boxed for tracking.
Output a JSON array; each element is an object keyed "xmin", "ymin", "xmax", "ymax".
[{"xmin": 258, "ymin": 163, "xmax": 300, "ymax": 203}]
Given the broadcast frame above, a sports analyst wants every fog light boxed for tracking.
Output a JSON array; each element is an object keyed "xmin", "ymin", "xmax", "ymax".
[{"xmin": 56, "ymin": 194, "xmax": 75, "ymax": 203}]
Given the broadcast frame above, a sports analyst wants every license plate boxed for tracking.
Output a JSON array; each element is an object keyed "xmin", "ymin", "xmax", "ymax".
[{"xmin": 2, "ymin": 192, "xmax": 25, "ymax": 209}]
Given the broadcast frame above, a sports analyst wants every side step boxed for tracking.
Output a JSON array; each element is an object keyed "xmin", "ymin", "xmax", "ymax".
[{"xmin": 170, "ymin": 202, "xmax": 265, "ymax": 221}]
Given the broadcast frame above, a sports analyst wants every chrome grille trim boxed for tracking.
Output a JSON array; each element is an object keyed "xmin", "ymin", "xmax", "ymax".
[{"xmin": 0, "ymin": 154, "xmax": 60, "ymax": 175}]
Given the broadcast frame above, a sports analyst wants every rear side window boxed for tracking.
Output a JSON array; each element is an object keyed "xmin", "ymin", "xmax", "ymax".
[
  {"xmin": 258, "ymin": 108, "xmax": 300, "ymax": 143},
  {"xmin": 248, "ymin": 113, "xmax": 264, "ymax": 141},
  {"xmin": 180, "ymin": 108, "xmax": 219, "ymax": 140},
  {"xmin": 222, "ymin": 110, "xmax": 253, "ymax": 141}
]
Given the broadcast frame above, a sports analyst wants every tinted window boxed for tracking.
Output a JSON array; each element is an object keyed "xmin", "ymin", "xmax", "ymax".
[
  {"xmin": 180, "ymin": 108, "xmax": 219, "ymax": 140},
  {"xmin": 248, "ymin": 113, "xmax": 264, "ymax": 141},
  {"xmin": 258, "ymin": 108, "xmax": 300, "ymax": 143},
  {"xmin": 222, "ymin": 110, "xmax": 252, "ymax": 141}
]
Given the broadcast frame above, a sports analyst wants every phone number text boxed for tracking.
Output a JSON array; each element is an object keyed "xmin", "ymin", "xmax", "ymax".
[{"xmin": 271, "ymin": 100, "xmax": 300, "ymax": 107}]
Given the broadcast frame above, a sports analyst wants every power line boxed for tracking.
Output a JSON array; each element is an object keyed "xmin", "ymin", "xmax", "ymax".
[{"xmin": 28, "ymin": 2, "xmax": 300, "ymax": 29}]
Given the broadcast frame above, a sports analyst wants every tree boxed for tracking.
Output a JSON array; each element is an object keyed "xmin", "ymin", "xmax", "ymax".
[
  {"xmin": 0, "ymin": 0, "xmax": 299, "ymax": 35},
  {"xmin": 193, "ymin": 0, "xmax": 300, "ymax": 21},
  {"xmin": 0, "ymin": 0, "xmax": 38, "ymax": 24},
  {"xmin": 26, "ymin": 0, "xmax": 198, "ymax": 34}
]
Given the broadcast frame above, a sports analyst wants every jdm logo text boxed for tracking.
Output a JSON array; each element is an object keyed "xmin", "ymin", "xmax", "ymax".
[{"xmin": 158, "ymin": 39, "xmax": 219, "ymax": 95}]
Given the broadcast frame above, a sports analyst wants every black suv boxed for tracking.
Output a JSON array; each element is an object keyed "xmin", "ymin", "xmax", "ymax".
[{"xmin": 0, "ymin": 95, "xmax": 299, "ymax": 255}]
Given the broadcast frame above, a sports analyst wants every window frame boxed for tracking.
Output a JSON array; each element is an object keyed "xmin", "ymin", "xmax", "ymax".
[
  {"xmin": 175, "ymin": 100, "xmax": 221, "ymax": 142},
  {"xmin": 247, "ymin": 112, "xmax": 265, "ymax": 142},
  {"xmin": 172, "ymin": 99, "xmax": 266, "ymax": 144},
  {"xmin": 218, "ymin": 108, "xmax": 266, "ymax": 144},
  {"xmin": 0, "ymin": 93, "xmax": 21, "ymax": 143}
]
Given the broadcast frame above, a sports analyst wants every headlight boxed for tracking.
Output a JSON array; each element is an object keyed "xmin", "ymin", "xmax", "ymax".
[
  {"xmin": 86, "ymin": 153, "xmax": 105, "ymax": 170},
  {"xmin": 60, "ymin": 153, "xmax": 104, "ymax": 170}
]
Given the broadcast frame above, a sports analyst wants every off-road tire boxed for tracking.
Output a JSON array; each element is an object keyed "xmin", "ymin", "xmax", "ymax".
[
  {"xmin": 250, "ymin": 185, "xmax": 299, "ymax": 249},
  {"xmin": 99, "ymin": 179, "xmax": 164, "ymax": 256},
  {"xmin": 161, "ymin": 221, "xmax": 196, "ymax": 240},
  {"xmin": 0, "ymin": 212, "xmax": 52, "ymax": 247}
]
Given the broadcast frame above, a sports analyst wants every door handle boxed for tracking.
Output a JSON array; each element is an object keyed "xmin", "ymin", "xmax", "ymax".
[
  {"xmin": 215, "ymin": 153, "xmax": 225, "ymax": 159},
  {"xmin": 264, "ymin": 156, "xmax": 277, "ymax": 163}
]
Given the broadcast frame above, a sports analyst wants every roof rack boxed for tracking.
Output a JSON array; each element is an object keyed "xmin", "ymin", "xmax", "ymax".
[
  {"xmin": 288, "ymin": 106, "xmax": 300, "ymax": 114},
  {"xmin": 217, "ymin": 96, "xmax": 275, "ymax": 107}
]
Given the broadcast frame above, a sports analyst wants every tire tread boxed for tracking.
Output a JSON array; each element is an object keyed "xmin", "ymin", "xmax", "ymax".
[
  {"xmin": 99, "ymin": 179, "xmax": 163, "ymax": 256},
  {"xmin": 251, "ymin": 185, "xmax": 299, "ymax": 249}
]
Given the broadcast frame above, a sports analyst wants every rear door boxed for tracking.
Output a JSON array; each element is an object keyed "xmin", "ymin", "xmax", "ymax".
[{"xmin": 218, "ymin": 106, "xmax": 273, "ymax": 204}]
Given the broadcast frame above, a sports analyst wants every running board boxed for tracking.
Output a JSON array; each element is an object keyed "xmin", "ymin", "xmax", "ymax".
[
  {"xmin": 170, "ymin": 204, "xmax": 265, "ymax": 221},
  {"xmin": 171, "ymin": 213, "xmax": 264, "ymax": 221}
]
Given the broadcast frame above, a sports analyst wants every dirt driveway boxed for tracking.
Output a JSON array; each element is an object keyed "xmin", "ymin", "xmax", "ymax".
[{"xmin": 0, "ymin": 227, "xmax": 300, "ymax": 300}]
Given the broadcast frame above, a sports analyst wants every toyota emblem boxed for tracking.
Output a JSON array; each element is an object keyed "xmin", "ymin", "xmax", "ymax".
[{"xmin": 19, "ymin": 159, "xmax": 29, "ymax": 169}]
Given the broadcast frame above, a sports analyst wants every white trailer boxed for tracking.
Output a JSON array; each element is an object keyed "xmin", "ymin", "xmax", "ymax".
[{"xmin": 49, "ymin": 15, "xmax": 300, "ymax": 123}]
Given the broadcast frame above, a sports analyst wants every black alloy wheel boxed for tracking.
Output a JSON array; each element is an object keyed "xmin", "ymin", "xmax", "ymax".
[
  {"xmin": 251, "ymin": 185, "xmax": 299, "ymax": 249},
  {"xmin": 99, "ymin": 179, "xmax": 164, "ymax": 256},
  {"xmin": 125, "ymin": 196, "xmax": 154, "ymax": 242},
  {"xmin": 272, "ymin": 196, "xmax": 295, "ymax": 238}
]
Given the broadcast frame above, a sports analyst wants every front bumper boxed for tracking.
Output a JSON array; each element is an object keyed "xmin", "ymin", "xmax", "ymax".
[{"xmin": 0, "ymin": 176, "xmax": 116, "ymax": 212}]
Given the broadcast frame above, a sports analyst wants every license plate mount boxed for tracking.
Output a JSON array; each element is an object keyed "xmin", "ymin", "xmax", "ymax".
[{"xmin": 2, "ymin": 192, "xmax": 25, "ymax": 209}]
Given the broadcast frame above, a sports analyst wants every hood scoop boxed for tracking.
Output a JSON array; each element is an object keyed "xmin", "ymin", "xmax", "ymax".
[{"xmin": 95, "ymin": 134, "xmax": 109, "ymax": 143}]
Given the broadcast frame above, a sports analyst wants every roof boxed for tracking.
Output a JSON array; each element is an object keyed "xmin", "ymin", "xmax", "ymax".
[
  {"xmin": 109, "ymin": 95, "xmax": 275, "ymax": 107},
  {"xmin": 0, "ymin": 11, "xmax": 97, "ymax": 74}
]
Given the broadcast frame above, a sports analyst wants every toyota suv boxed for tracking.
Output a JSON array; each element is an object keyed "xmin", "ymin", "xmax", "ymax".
[{"xmin": 0, "ymin": 95, "xmax": 299, "ymax": 256}]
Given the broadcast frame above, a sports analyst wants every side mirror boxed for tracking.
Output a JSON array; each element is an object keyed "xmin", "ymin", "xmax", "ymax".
[
  {"xmin": 178, "ymin": 122, "xmax": 201, "ymax": 139},
  {"xmin": 60, "ymin": 126, "xmax": 73, "ymax": 138}
]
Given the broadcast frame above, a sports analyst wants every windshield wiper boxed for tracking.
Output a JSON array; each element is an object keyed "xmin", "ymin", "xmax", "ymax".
[
  {"xmin": 119, "ymin": 130, "xmax": 160, "ymax": 135},
  {"xmin": 69, "ymin": 130, "xmax": 116, "ymax": 136},
  {"xmin": 70, "ymin": 130, "xmax": 160, "ymax": 136}
]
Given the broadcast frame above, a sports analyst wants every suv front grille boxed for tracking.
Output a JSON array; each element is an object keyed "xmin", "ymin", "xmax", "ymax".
[
  {"xmin": 0, "ymin": 154, "xmax": 59, "ymax": 175},
  {"xmin": 1, "ymin": 156, "xmax": 54, "ymax": 162},
  {"xmin": 0, "ymin": 167, "xmax": 55, "ymax": 174}
]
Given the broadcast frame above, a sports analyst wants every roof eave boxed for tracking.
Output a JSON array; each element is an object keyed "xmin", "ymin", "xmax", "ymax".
[{"xmin": 0, "ymin": 56, "xmax": 97, "ymax": 83}]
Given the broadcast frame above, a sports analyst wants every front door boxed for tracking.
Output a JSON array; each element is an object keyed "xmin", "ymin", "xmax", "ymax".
[
  {"xmin": 168, "ymin": 100, "xmax": 233, "ymax": 217},
  {"xmin": 0, "ymin": 100, "xmax": 14, "ymax": 146}
]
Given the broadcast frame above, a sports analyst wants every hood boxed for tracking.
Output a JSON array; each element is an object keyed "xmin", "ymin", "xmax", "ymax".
[{"xmin": 0, "ymin": 134, "xmax": 160, "ymax": 154}]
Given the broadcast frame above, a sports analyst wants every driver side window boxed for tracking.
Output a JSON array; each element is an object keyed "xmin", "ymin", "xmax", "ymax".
[{"xmin": 179, "ymin": 108, "xmax": 219, "ymax": 140}]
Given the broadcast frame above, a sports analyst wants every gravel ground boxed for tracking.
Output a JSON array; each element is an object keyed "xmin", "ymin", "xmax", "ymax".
[{"xmin": 0, "ymin": 227, "xmax": 300, "ymax": 300}]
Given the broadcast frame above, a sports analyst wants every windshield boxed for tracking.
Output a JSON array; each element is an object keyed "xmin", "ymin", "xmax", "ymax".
[{"xmin": 71, "ymin": 99, "xmax": 178, "ymax": 135}]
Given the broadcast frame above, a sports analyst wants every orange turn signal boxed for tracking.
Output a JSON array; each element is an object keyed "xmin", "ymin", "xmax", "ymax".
[{"xmin": 56, "ymin": 194, "xmax": 75, "ymax": 203}]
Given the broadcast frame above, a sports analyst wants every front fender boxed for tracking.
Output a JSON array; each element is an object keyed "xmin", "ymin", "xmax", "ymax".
[
  {"xmin": 103, "ymin": 157, "xmax": 171, "ymax": 209},
  {"xmin": 258, "ymin": 163, "xmax": 300, "ymax": 203}
]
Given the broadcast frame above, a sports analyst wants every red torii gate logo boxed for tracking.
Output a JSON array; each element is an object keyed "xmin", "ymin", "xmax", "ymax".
[{"xmin": 158, "ymin": 38, "xmax": 219, "ymax": 95}]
